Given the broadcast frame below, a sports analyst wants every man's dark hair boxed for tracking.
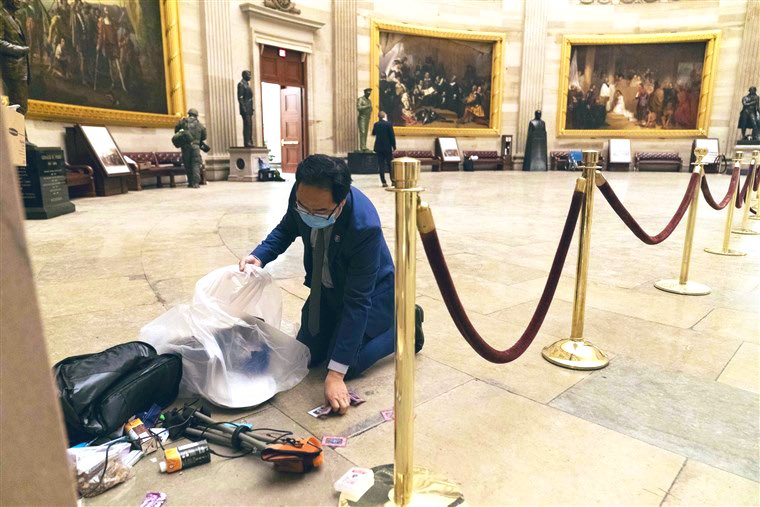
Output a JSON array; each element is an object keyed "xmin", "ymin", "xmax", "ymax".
[{"xmin": 295, "ymin": 155, "xmax": 352, "ymax": 204}]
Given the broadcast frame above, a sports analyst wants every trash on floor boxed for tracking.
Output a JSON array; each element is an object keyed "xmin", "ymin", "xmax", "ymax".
[{"xmin": 334, "ymin": 467, "xmax": 374, "ymax": 502}]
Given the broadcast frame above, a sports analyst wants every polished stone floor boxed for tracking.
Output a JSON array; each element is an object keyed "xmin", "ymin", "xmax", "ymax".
[{"xmin": 25, "ymin": 170, "xmax": 759, "ymax": 506}]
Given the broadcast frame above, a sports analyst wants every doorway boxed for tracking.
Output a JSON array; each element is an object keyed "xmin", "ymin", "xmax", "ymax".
[{"xmin": 260, "ymin": 45, "xmax": 307, "ymax": 173}]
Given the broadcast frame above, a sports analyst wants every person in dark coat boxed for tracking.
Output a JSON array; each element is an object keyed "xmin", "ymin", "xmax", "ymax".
[{"xmin": 371, "ymin": 111, "xmax": 396, "ymax": 187}]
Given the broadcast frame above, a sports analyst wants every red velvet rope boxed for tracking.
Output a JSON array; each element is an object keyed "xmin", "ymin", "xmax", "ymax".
[
  {"xmin": 736, "ymin": 169, "xmax": 754, "ymax": 209},
  {"xmin": 596, "ymin": 173, "xmax": 699, "ymax": 245},
  {"xmin": 701, "ymin": 167, "xmax": 740, "ymax": 210},
  {"xmin": 418, "ymin": 189, "xmax": 584, "ymax": 364},
  {"xmin": 754, "ymin": 164, "xmax": 760, "ymax": 192}
]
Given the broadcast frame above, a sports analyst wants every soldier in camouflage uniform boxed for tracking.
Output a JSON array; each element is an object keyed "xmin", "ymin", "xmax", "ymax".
[{"xmin": 174, "ymin": 108, "xmax": 207, "ymax": 188}]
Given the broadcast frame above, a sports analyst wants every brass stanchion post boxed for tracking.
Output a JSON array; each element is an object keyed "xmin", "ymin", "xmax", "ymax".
[
  {"xmin": 732, "ymin": 150, "xmax": 760, "ymax": 234},
  {"xmin": 654, "ymin": 148, "xmax": 711, "ymax": 295},
  {"xmin": 750, "ymin": 150, "xmax": 760, "ymax": 221},
  {"xmin": 705, "ymin": 152, "xmax": 746, "ymax": 256},
  {"xmin": 340, "ymin": 157, "xmax": 463, "ymax": 507},
  {"xmin": 542, "ymin": 150, "xmax": 609, "ymax": 370}
]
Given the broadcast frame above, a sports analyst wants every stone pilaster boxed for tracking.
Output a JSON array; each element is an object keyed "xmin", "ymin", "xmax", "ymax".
[
  {"xmin": 726, "ymin": 0, "xmax": 760, "ymax": 152},
  {"xmin": 515, "ymin": 0, "xmax": 549, "ymax": 162},
  {"xmin": 332, "ymin": 0, "xmax": 358, "ymax": 155},
  {"xmin": 201, "ymin": 1, "xmax": 237, "ymax": 179}
]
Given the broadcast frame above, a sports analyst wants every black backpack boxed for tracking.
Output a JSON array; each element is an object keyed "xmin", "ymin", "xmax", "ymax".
[{"xmin": 53, "ymin": 342, "xmax": 182, "ymax": 444}]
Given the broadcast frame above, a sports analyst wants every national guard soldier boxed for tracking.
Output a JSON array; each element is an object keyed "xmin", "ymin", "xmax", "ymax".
[{"xmin": 174, "ymin": 108, "xmax": 207, "ymax": 188}]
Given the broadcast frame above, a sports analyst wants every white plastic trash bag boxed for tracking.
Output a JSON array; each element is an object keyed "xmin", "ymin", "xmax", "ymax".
[{"xmin": 140, "ymin": 265, "xmax": 310, "ymax": 408}]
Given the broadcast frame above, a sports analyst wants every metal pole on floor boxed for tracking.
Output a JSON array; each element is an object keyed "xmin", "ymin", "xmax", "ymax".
[
  {"xmin": 704, "ymin": 153, "xmax": 746, "ymax": 256},
  {"xmin": 339, "ymin": 157, "xmax": 463, "ymax": 506},
  {"xmin": 733, "ymin": 150, "xmax": 760, "ymax": 234},
  {"xmin": 542, "ymin": 150, "xmax": 609, "ymax": 370},
  {"xmin": 654, "ymin": 148, "xmax": 711, "ymax": 296}
]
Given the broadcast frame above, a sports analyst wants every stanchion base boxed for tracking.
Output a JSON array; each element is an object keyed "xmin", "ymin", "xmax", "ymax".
[
  {"xmin": 541, "ymin": 338, "xmax": 609, "ymax": 370},
  {"xmin": 704, "ymin": 247, "xmax": 746, "ymax": 256},
  {"xmin": 338, "ymin": 464, "xmax": 464, "ymax": 507},
  {"xmin": 731, "ymin": 227, "xmax": 760, "ymax": 235},
  {"xmin": 654, "ymin": 279, "xmax": 711, "ymax": 295}
]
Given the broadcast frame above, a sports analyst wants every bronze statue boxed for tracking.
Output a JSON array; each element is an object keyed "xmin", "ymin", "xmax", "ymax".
[
  {"xmin": 738, "ymin": 86, "xmax": 759, "ymax": 141},
  {"xmin": 174, "ymin": 108, "xmax": 207, "ymax": 189},
  {"xmin": 263, "ymin": 0, "xmax": 300, "ymax": 14},
  {"xmin": 238, "ymin": 70, "xmax": 254, "ymax": 147},
  {"xmin": 357, "ymin": 88, "xmax": 372, "ymax": 152},
  {"xmin": 524, "ymin": 110, "xmax": 548, "ymax": 171},
  {"xmin": 0, "ymin": 0, "xmax": 31, "ymax": 115}
]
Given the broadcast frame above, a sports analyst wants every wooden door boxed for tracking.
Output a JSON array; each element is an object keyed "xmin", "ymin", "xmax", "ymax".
[{"xmin": 280, "ymin": 86, "xmax": 303, "ymax": 173}]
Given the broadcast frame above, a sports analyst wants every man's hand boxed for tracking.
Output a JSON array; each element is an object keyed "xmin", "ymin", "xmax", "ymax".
[
  {"xmin": 324, "ymin": 370, "xmax": 350, "ymax": 415},
  {"xmin": 238, "ymin": 254, "xmax": 261, "ymax": 272}
]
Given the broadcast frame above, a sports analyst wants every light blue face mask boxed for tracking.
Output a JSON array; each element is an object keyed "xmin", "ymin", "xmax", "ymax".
[{"xmin": 296, "ymin": 202, "xmax": 340, "ymax": 229}]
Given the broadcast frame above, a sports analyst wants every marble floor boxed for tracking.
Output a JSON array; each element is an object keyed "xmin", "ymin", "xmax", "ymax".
[{"xmin": 25, "ymin": 170, "xmax": 759, "ymax": 506}]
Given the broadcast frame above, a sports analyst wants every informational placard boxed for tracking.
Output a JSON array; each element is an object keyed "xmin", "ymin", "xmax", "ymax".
[
  {"xmin": 80, "ymin": 125, "xmax": 131, "ymax": 175},
  {"xmin": 5, "ymin": 106, "xmax": 26, "ymax": 166},
  {"xmin": 608, "ymin": 139, "xmax": 632, "ymax": 164},
  {"xmin": 437, "ymin": 137, "xmax": 461, "ymax": 162},
  {"xmin": 17, "ymin": 147, "xmax": 75, "ymax": 219},
  {"xmin": 694, "ymin": 138, "xmax": 719, "ymax": 164}
]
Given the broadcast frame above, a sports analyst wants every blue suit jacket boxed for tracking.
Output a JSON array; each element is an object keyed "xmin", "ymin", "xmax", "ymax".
[{"xmin": 251, "ymin": 185, "xmax": 394, "ymax": 366}]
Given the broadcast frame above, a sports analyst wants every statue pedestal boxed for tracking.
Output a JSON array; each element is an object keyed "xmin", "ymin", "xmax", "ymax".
[
  {"xmin": 17, "ymin": 146, "xmax": 75, "ymax": 220},
  {"xmin": 347, "ymin": 151, "xmax": 377, "ymax": 174},
  {"xmin": 228, "ymin": 146, "xmax": 270, "ymax": 182}
]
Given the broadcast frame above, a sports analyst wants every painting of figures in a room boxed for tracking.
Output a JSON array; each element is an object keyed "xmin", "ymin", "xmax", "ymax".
[
  {"xmin": 21, "ymin": 0, "xmax": 169, "ymax": 115},
  {"xmin": 376, "ymin": 30, "xmax": 497, "ymax": 131},
  {"xmin": 561, "ymin": 40, "xmax": 710, "ymax": 134}
]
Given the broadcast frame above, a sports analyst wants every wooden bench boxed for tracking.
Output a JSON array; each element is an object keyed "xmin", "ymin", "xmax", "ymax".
[
  {"xmin": 65, "ymin": 163, "xmax": 96, "ymax": 198},
  {"xmin": 462, "ymin": 150, "xmax": 505, "ymax": 170},
  {"xmin": 393, "ymin": 150, "xmax": 441, "ymax": 172},
  {"xmin": 634, "ymin": 152, "xmax": 682, "ymax": 172},
  {"xmin": 123, "ymin": 151, "xmax": 206, "ymax": 190}
]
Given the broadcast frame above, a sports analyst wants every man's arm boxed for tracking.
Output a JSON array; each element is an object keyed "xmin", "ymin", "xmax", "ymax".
[
  {"xmin": 371, "ymin": 122, "xmax": 377, "ymax": 136},
  {"xmin": 250, "ymin": 187, "xmax": 300, "ymax": 266},
  {"xmin": 389, "ymin": 124, "xmax": 396, "ymax": 151},
  {"xmin": 329, "ymin": 226, "xmax": 383, "ymax": 368}
]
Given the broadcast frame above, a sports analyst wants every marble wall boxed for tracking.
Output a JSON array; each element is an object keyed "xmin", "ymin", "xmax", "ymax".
[{"xmin": 24, "ymin": 0, "xmax": 758, "ymax": 168}]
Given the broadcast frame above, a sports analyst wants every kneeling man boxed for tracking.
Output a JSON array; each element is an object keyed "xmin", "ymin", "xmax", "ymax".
[{"xmin": 240, "ymin": 155, "xmax": 421, "ymax": 414}]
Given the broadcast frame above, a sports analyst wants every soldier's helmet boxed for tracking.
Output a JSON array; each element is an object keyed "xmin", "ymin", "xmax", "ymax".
[{"xmin": 187, "ymin": 108, "xmax": 199, "ymax": 117}]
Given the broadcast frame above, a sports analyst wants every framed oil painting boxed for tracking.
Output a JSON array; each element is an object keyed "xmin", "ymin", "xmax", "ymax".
[
  {"xmin": 557, "ymin": 31, "xmax": 720, "ymax": 138},
  {"xmin": 370, "ymin": 20, "xmax": 505, "ymax": 136},
  {"xmin": 22, "ymin": 0, "xmax": 185, "ymax": 127}
]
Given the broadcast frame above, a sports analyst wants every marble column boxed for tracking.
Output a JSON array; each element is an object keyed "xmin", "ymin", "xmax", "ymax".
[
  {"xmin": 201, "ymin": 1, "xmax": 238, "ymax": 179},
  {"xmin": 516, "ymin": 0, "xmax": 549, "ymax": 164},
  {"xmin": 332, "ymin": 0, "xmax": 358, "ymax": 155},
  {"xmin": 726, "ymin": 0, "xmax": 760, "ymax": 151}
]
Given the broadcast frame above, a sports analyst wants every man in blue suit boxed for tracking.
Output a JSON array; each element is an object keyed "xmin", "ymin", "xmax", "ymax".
[{"xmin": 239, "ymin": 155, "xmax": 422, "ymax": 414}]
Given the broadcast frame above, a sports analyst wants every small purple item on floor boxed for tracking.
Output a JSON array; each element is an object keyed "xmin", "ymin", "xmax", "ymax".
[{"xmin": 139, "ymin": 492, "xmax": 167, "ymax": 507}]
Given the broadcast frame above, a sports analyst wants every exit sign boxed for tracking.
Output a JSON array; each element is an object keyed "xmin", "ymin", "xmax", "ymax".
[{"xmin": 278, "ymin": 49, "xmax": 286, "ymax": 58}]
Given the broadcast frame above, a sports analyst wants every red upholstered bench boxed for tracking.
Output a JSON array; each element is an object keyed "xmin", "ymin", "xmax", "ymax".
[
  {"xmin": 393, "ymin": 150, "xmax": 441, "ymax": 171},
  {"xmin": 155, "ymin": 151, "xmax": 206, "ymax": 185},
  {"xmin": 462, "ymin": 150, "xmax": 504, "ymax": 170},
  {"xmin": 634, "ymin": 152, "xmax": 682, "ymax": 172}
]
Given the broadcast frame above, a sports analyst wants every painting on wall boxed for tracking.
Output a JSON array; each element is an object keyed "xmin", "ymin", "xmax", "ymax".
[
  {"xmin": 370, "ymin": 20, "xmax": 505, "ymax": 136},
  {"xmin": 19, "ymin": 0, "xmax": 185, "ymax": 127},
  {"xmin": 557, "ymin": 31, "xmax": 720, "ymax": 138}
]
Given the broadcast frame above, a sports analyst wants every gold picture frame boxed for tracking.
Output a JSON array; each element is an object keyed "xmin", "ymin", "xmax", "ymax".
[
  {"xmin": 557, "ymin": 31, "xmax": 720, "ymax": 138},
  {"xmin": 369, "ymin": 20, "xmax": 505, "ymax": 137},
  {"xmin": 27, "ymin": 0, "xmax": 186, "ymax": 128}
]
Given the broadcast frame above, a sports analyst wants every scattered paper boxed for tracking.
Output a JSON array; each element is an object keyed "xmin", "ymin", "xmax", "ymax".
[
  {"xmin": 322, "ymin": 436, "xmax": 348, "ymax": 448},
  {"xmin": 381, "ymin": 409, "xmax": 394, "ymax": 421},
  {"xmin": 139, "ymin": 492, "xmax": 167, "ymax": 507}
]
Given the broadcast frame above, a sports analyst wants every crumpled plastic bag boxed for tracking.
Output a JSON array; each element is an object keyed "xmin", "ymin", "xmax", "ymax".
[{"xmin": 140, "ymin": 265, "xmax": 310, "ymax": 408}]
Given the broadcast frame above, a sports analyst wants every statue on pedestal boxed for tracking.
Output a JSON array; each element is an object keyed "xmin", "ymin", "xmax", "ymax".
[
  {"xmin": 357, "ymin": 88, "xmax": 372, "ymax": 152},
  {"xmin": 738, "ymin": 86, "xmax": 759, "ymax": 142},
  {"xmin": 238, "ymin": 70, "xmax": 254, "ymax": 147},
  {"xmin": 523, "ymin": 110, "xmax": 548, "ymax": 171},
  {"xmin": 0, "ymin": 0, "xmax": 31, "ymax": 115}
]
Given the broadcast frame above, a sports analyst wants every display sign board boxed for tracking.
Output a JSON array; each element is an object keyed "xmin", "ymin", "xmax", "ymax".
[
  {"xmin": 437, "ymin": 138, "xmax": 461, "ymax": 162},
  {"xmin": 79, "ymin": 126, "xmax": 131, "ymax": 175},
  {"xmin": 694, "ymin": 138, "xmax": 719, "ymax": 164},
  {"xmin": 608, "ymin": 139, "xmax": 632, "ymax": 164}
]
